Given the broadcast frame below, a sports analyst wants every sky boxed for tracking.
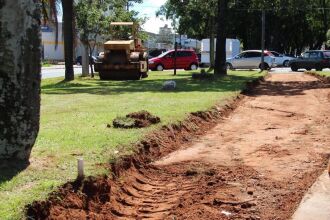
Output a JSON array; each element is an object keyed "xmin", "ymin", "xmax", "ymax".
[{"xmin": 131, "ymin": 0, "xmax": 172, "ymax": 34}]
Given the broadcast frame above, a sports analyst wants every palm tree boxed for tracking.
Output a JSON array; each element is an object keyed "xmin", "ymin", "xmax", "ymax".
[
  {"xmin": 61, "ymin": 0, "xmax": 75, "ymax": 81},
  {"xmin": 214, "ymin": 0, "xmax": 228, "ymax": 75},
  {"xmin": 0, "ymin": 0, "xmax": 41, "ymax": 163}
]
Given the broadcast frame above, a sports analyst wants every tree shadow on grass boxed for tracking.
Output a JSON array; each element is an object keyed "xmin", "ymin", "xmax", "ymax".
[
  {"xmin": 0, "ymin": 160, "xmax": 29, "ymax": 184},
  {"xmin": 41, "ymin": 73, "xmax": 261, "ymax": 95},
  {"xmin": 247, "ymin": 80, "xmax": 330, "ymax": 97}
]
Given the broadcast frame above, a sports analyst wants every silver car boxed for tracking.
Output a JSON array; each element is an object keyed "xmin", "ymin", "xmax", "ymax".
[
  {"xmin": 270, "ymin": 51, "xmax": 295, "ymax": 67},
  {"xmin": 226, "ymin": 50, "xmax": 276, "ymax": 70}
]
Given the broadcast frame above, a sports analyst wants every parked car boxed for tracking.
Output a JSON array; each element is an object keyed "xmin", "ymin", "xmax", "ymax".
[
  {"xmin": 149, "ymin": 49, "xmax": 199, "ymax": 71},
  {"xmin": 226, "ymin": 50, "xmax": 276, "ymax": 70},
  {"xmin": 75, "ymin": 56, "xmax": 97, "ymax": 65},
  {"xmin": 270, "ymin": 51, "xmax": 295, "ymax": 67},
  {"xmin": 289, "ymin": 50, "xmax": 330, "ymax": 71}
]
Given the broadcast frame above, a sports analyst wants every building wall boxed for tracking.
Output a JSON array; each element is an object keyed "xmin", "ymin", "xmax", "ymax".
[
  {"xmin": 41, "ymin": 22, "xmax": 105, "ymax": 61},
  {"xmin": 157, "ymin": 25, "xmax": 174, "ymax": 46},
  {"xmin": 41, "ymin": 24, "xmax": 65, "ymax": 61}
]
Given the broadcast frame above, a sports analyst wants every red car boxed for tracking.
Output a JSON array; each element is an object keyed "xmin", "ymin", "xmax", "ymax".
[{"xmin": 148, "ymin": 49, "xmax": 199, "ymax": 71}]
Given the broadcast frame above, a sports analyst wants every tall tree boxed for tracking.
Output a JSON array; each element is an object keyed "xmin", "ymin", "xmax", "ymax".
[
  {"xmin": 75, "ymin": 0, "xmax": 111, "ymax": 77},
  {"xmin": 157, "ymin": 0, "xmax": 218, "ymax": 71},
  {"xmin": 214, "ymin": 0, "xmax": 228, "ymax": 75},
  {"xmin": 62, "ymin": 0, "xmax": 75, "ymax": 81},
  {"xmin": 160, "ymin": 0, "xmax": 330, "ymax": 56},
  {"xmin": 0, "ymin": 0, "xmax": 41, "ymax": 162}
]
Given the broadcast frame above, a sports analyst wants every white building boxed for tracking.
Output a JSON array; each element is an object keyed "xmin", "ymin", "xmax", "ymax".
[
  {"xmin": 41, "ymin": 23, "xmax": 65, "ymax": 61},
  {"xmin": 41, "ymin": 22, "xmax": 104, "ymax": 61},
  {"xmin": 156, "ymin": 25, "xmax": 174, "ymax": 49}
]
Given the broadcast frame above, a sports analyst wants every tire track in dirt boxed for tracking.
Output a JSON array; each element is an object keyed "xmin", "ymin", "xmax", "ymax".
[{"xmin": 27, "ymin": 73, "xmax": 330, "ymax": 220}]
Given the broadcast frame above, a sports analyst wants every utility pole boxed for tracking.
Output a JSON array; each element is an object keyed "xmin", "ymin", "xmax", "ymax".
[
  {"xmin": 174, "ymin": 41, "xmax": 178, "ymax": 76},
  {"xmin": 174, "ymin": 23, "xmax": 177, "ymax": 76},
  {"xmin": 261, "ymin": 9, "xmax": 266, "ymax": 71}
]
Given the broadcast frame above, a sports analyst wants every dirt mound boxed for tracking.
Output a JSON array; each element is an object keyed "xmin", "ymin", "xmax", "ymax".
[
  {"xmin": 113, "ymin": 111, "xmax": 160, "ymax": 128},
  {"xmin": 26, "ymin": 176, "xmax": 112, "ymax": 219}
]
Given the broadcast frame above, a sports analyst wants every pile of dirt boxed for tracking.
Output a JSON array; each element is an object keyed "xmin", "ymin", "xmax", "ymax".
[
  {"xmin": 112, "ymin": 111, "xmax": 160, "ymax": 128},
  {"xmin": 26, "ymin": 176, "xmax": 112, "ymax": 219}
]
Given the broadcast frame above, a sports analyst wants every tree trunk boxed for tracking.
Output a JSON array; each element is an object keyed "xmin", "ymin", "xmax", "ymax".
[
  {"xmin": 89, "ymin": 45, "xmax": 94, "ymax": 78},
  {"xmin": 215, "ymin": 0, "xmax": 228, "ymax": 75},
  {"xmin": 82, "ymin": 43, "xmax": 89, "ymax": 77},
  {"xmin": 62, "ymin": 0, "xmax": 74, "ymax": 81},
  {"xmin": 0, "ymin": 0, "xmax": 41, "ymax": 163}
]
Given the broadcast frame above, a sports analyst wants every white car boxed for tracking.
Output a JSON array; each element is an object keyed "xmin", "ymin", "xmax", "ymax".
[
  {"xmin": 270, "ymin": 51, "xmax": 295, "ymax": 67},
  {"xmin": 226, "ymin": 50, "xmax": 276, "ymax": 70}
]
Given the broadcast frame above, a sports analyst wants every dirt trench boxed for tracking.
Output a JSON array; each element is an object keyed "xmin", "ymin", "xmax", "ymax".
[{"xmin": 27, "ymin": 73, "xmax": 330, "ymax": 220}]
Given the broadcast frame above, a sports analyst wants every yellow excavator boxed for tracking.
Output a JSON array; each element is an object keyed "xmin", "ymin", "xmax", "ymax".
[{"xmin": 94, "ymin": 22, "xmax": 148, "ymax": 80}]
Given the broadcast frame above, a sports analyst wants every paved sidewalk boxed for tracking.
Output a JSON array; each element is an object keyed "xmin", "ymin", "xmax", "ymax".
[{"xmin": 292, "ymin": 170, "xmax": 330, "ymax": 220}]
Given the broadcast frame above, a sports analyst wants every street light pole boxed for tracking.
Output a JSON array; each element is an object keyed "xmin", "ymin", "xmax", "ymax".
[{"xmin": 261, "ymin": 9, "xmax": 266, "ymax": 71}]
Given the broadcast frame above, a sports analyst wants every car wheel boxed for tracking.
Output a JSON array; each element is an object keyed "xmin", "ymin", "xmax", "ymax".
[
  {"xmin": 291, "ymin": 64, "xmax": 298, "ymax": 72},
  {"xmin": 156, "ymin": 64, "xmax": 164, "ymax": 71},
  {"xmin": 306, "ymin": 68, "xmax": 312, "ymax": 71},
  {"xmin": 259, "ymin": 63, "xmax": 269, "ymax": 71},
  {"xmin": 226, "ymin": 63, "xmax": 234, "ymax": 70},
  {"xmin": 315, "ymin": 65, "xmax": 323, "ymax": 71},
  {"xmin": 283, "ymin": 60, "xmax": 290, "ymax": 67},
  {"xmin": 190, "ymin": 63, "xmax": 198, "ymax": 70}
]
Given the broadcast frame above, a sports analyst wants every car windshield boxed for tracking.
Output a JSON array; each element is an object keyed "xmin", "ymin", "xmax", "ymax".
[{"xmin": 271, "ymin": 51, "xmax": 280, "ymax": 57}]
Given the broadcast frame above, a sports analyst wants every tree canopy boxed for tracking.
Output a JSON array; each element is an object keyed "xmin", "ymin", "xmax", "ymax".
[{"xmin": 158, "ymin": 0, "xmax": 330, "ymax": 54}]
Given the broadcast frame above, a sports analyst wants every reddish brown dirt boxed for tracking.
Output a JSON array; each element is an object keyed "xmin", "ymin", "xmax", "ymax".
[
  {"xmin": 113, "ymin": 111, "xmax": 161, "ymax": 129},
  {"xmin": 27, "ymin": 74, "xmax": 330, "ymax": 220}
]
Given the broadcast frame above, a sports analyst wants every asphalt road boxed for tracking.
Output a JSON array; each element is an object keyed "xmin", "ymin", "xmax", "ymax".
[
  {"xmin": 41, "ymin": 66, "xmax": 330, "ymax": 79},
  {"xmin": 41, "ymin": 65, "xmax": 82, "ymax": 79}
]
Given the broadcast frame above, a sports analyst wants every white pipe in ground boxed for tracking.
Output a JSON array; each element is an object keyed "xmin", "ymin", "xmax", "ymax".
[{"xmin": 77, "ymin": 158, "xmax": 84, "ymax": 179}]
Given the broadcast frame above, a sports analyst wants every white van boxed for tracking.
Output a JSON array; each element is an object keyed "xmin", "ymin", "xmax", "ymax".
[{"xmin": 200, "ymin": 38, "xmax": 241, "ymax": 66}]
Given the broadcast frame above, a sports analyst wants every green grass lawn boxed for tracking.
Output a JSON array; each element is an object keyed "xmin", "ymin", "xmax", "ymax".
[
  {"xmin": 0, "ymin": 70, "xmax": 264, "ymax": 219},
  {"xmin": 316, "ymin": 71, "xmax": 330, "ymax": 77}
]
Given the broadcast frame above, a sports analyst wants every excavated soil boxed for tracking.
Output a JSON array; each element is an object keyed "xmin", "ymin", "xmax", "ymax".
[
  {"xmin": 27, "ymin": 74, "xmax": 330, "ymax": 220},
  {"xmin": 113, "ymin": 111, "xmax": 161, "ymax": 129}
]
